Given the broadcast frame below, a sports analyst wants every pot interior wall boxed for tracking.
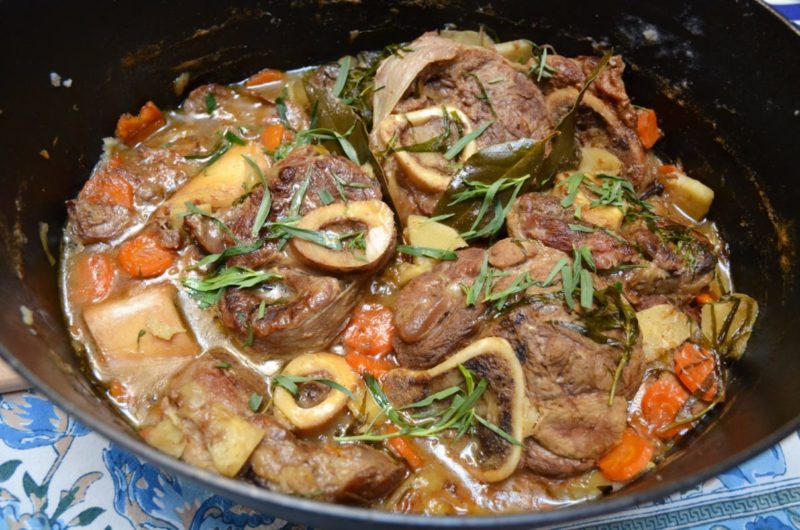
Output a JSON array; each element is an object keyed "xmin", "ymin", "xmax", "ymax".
[{"xmin": 0, "ymin": 1, "xmax": 797, "ymax": 527}]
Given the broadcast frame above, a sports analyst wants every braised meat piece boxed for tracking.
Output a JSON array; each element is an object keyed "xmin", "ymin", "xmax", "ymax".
[
  {"xmin": 394, "ymin": 45, "xmax": 552, "ymax": 148},
  {"xmin": 268, "ymin": 146, "xmax": 382, "ymax": 220},
  {"xmin": 393, "ymin": 247, "xmax": 486, "ymax": 368},
  {"xmin": 147, "ymin": 352, "xmax": 405, "ymax": 502},
  {"xmin": 546, "ymin": 87, "xmax": 648, "ymax": 190},
  {"xmin": 219, "ymin": 269, "xmax": 360, "ymax": 355},
  {"xmin": 68, "ymin": 147, "xmax": 196, "ymax": 243},
  {"xmin": 249, "ymin": 418, "xmax": 406, "ymax": 503},
  {"xmin": 507, "ymin": 193, "xmax": 639, "ymax": 270}
]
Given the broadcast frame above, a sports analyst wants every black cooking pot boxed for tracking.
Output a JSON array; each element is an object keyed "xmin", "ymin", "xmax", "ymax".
[{"xmin": 1, "ymin": 1, "xmax": 798, "ymax": 528}]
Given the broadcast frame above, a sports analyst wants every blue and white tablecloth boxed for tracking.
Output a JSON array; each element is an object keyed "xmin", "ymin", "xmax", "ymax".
[
  {"xmin": 0, "ymin": 390, "xmax": 799, "ymax": 530},
  {"xmin": 1, "ymin": 4, "xmax": 798, "ymax": 529}
]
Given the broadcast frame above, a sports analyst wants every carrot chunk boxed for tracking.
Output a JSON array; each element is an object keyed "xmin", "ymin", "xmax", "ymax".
[
  {"xmin": 695, "ymin": 292, "xmax": 718, "ymax": 305},
  {"xmin": 115, "ymin": 101, "xmax": 166, "ymax": 146},
  {"xmin": 245, "ymin": 69, "xmax": 285, "ymax": 87},
  {"xmin": 636, "ymin": 108, "xmax": 661, "ymax": 149},
  {"xmin": 658, "ymin": 164, "xmax": 679, "ymax": 175},
  {"xmin": 641, "ymin": 377, "xmax": 690, "ymax": 439},
  {"xmin": 598, "ymin": 428, "xmax": 654, "ymax": 482},
  {"xmin": 343, "ymin": 304, "xmax": 395, "ymax": 357},
  {"xmin": 80, "ymin": 172, "xmax": 134, "ymax": 210},
  {"xmin": 69, "ymin": 253, "xmax": 117, "ymax": 305},
  {"xmin": 261, "ymin": 123, "xmax": 285, "ymax": 151},
  {"xmin": 385, "ymin": 426, "xmax": 423, "ymax": 470},
  {"xmin": 345, "ymin": 351, "xmax": 394, "ymax": 378},
  {"xmin": 674, "ymin": 343, "xmax": 718, "ymax": 401},
  {"xmin": 118, "ymin": 233, "xmax": 175, "ymax": 278}
]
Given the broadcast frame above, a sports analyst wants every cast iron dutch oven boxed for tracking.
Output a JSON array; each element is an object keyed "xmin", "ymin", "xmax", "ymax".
[{"xmin": 0, "ymin": 1, "xmax": 798, "ymax": 528}]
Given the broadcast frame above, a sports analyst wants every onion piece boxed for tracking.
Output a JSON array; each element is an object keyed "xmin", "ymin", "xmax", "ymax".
[
  {"xmin": 372, "ymin": 34, "xmax": 462, "ymax": 129},
  {"xmin": 291, "ymin": 200, "xmax": 396, "ymax": 273},
  {"xmin": 273, "ymin": 352, "xmax": 360, "ymax": 430},
  {"xmin": 377, "ymin": 106, "xmax": 475, "ymax": 193}
]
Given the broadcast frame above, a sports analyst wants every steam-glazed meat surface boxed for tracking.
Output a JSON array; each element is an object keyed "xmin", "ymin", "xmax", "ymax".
[
  {"xmin": 394, "ymin": 43, "xmax": 552, "ymax": 147},
  {"xmin": 393, "ymin": 247, "xmax": 486, "ymax": 367},
  {"xmin": 62, "ymin": 28, "xmax": 756, "ymax": 516}
]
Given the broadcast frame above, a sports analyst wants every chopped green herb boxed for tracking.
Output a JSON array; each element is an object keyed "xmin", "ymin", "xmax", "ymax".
[
  {"xmin": 242, "ymin": 322, "xmax": 255, "ymax": 348},
  {"xmin": 336, "ymin": 368, "xmax": 521, "ymax": 447},
  {"xmin": 466, "ymin": 73, "xmax": 497, "ymax": 118},
  {"xmin": 273, "ymin": 373, "xmax": 356, "ymax": 401},
  {"xmin": 426, "ymin": 213, "xmax": 455, "ymax": 223},
  {"xmin": 529, "ymin": 45, "xmax": 556, "ymax": 81},
  {"xmin": 341, "ymin": 231, "xmax": 367, "ymax": 252},
  {"xmin": 463, "ymin": 251, "xmax": 490, "ymax": 306},
  {"xmin": 444, "ymin": 121, "xmax": 493, "ymax": 161},
  {"xmin": 249, "ymin": 392, "xmax": 264, "ymax": 412},
  {"xmin": 183, "ymin": 201, "xmax": 240, "ymax": 243},
  {"xmin": 331, "ymin": 56, "xmax": 351, "ymax": 98},
  {"xmin": 289, "ymin": 166, "xmax": 314, "ymax": 217},
  {"xmin": 318, "ymin": 189, "xmax": 335, "ymax": 205},
  {"xmin": 396, "ymin": 245, "xmax": 457, "ymax": 261},
  {"xmin": 214, "ymin": 361, "xmax": 232, "ymax": 369},
  {"xmin": 204, "ymin": 92, "xmax": 217, "ymax": 114},
  {"xmin": 242, "ymin": 155, "xmax": 271, "ymax": 237},
  {"xmin": 256, "ymin": 300, "xmax": 267, "ymax": 320},
  {"xmin": 136, "ymin": 329, "xmax": 146, "ymax": 350},
  {"xmin": 559, "ymin": 173, "xmax": 585, "ymax": 208},
  {"xmin": 190, "ymin": 239, "xmax": 265, "ymax": 270},
  {"xmin": 568, "ymin": 223, "xmax": 595, "ymax": 233},
  {"xmin": 223, "ymin": 130, "xmax": 246, "ymax": 146},
  {"xmin": 269, "ymin": 221, "xmax": 343, "ymax": 250},
  {"xmin": 182, "ymin": 267, "xmax": 281, "ymax": 308}
]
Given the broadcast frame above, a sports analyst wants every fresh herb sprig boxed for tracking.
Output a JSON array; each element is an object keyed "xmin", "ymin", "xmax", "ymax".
[
  {"xmin": 336, "ymin": 369, "xmax": 522, "ymax": 447},
  {"xmin": 182, "ymin": 267, "xmax": 281, "ymax": 308},
  {"xmin": 273, "ymin": 374, "xmax": 356, "ymax": 401},
  {"xmin": 453, "ymin": 174, "xmax": 530, "ymax": 240},
  {"xmin": 396, "ymin": 245, "xmax": 457, "ymax": 261}
]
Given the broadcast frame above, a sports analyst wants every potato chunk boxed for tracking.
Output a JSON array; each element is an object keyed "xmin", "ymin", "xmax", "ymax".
[
  {"xmin": 205, "ymin": 403, "xmax": 265, "ymax": 477},
  {"xmin": 405, "ymin": 215, "xmax": 468, "ymax": 251},
  {"xmin": 659, "ymin": 169, "xmax": 714, "ymax": 221},
  {"xmin": 83, "ymin": 284, "xmax": 200, "ymax": 362},
  {"xmin": 166, "ymin": 142, "xmax": 269, "ymax": 225},
  {"xmin": 636, "ymin": 304, "xmax": 692, "ymax": 362}
]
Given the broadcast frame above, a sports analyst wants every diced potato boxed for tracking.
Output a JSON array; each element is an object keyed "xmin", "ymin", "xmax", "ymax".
[
  {"xmin": 578, "ymin": 147, "xmax": 622, "ymax": 176},
  {"xmin": 701, "ymin": 293, "xmax": 758, "ymax": 360},
  {"xmin": 494, "ymin": 39, "xmax": 534, "ymax": 63},
  {"xmin": 396, "ymin": 261, "xmax": 433, "ymax": 286},
  {"xmin": 659, "ymin": 171, "xmax": 714, "ymax": 221},
  {"xmin": 636, "ymin": 304, "xmax": 692, "ymax": 362},
  {"xmin": 167, "ymin": 142, "xmax": 269, "ymax": 226},
  {"xmin": 205, "ymin": 403, "xmax": 265, "ymax": 477},
  {"xmin": 83, "ymin": 284, "xmax": 200, "ymax": 363},
  {"xmin": 406, "ymin": 215, "xmax": 468, "ymax": 251},
  {"xmin": 141, "ymin": 418, "xmax": 186, "ymax": 458},
  {"xmin": 582, "ymin": 204, "xmax": 624, "ymax": 231}
]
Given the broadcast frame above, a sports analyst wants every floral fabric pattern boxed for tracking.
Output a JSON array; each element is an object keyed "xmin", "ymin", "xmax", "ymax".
[{"xmin": 0, "ymin": 390, "xmax": 799, "ymax": 529}]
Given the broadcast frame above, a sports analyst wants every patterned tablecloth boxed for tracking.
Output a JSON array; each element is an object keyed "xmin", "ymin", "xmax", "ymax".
[{"xmin": 1, "ymin": 4, "xmax": 798, "ymax": 530}]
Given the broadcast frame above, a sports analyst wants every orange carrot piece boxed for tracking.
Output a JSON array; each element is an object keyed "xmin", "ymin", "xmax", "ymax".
[
  {"xmin": 261, "ymin": 123, "xmax": 285, "ymax": 151},
  {"xmin": 118, "ymin": 233, "xmax": 175, "ymax": 278},
  {"xmin": 598, "ymin": 428, "xmax": 654, "ymax": 482},
  {"xmin": 674, "ymin": 343, "xmax": 718, "ymax": 401},
  {"xmin": 343, "ymin": 304, "xmax": 395, "ymax": 357},
  {"xmin": 658, "ymin": 164, "xmax": 679, "ymax": 175},
  {"xmin": 245, "ymin": 69, "xmax": 285, "ymax": 87},
  {"xmin": 636, "ymin": 108, "xmax": 661, "ymax": 149},
  {"xmin": 115, "ymin": 101, "xmax": 166, "ymax": 146},
  {"xmin": 695, "ymin": 292, "xmax": 718, "ymax": 305},
  {"xmin": 69, "ymin": 253, "xmax": 117, "ymax": 305},
  {"xmin": 641, "ymin": 377, "xmax": 690, "ymax": 439},
  {"xmin": 385, "ymin": 426, "xmax": 423, "ymax": 470},
  {"xmin": 345, "ymin": 351, "xmax": 394, "ymax": 378},
  {"xmin": 81, "ymin": 172, "xmax": 134, "ymax": 210}
]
